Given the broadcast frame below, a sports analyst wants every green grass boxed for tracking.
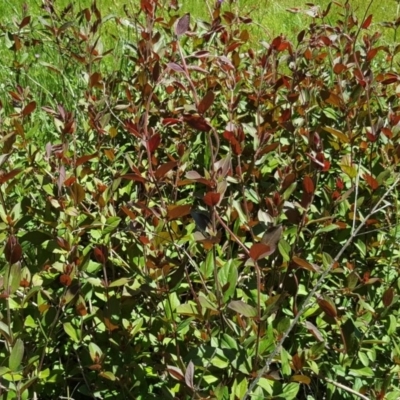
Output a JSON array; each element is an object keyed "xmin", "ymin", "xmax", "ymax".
[
  {"xmin": 1, "ymin": 0, "xmax": 399, "ymax": 42},
  {"xmin": 0, "ymin": 0, "xmax": 399, "ymax": 117}
]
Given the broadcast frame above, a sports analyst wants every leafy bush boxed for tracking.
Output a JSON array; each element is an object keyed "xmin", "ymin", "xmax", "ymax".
[{"xmin": 1, "ymin": 0, "xmax": 400, "ymax": 399}]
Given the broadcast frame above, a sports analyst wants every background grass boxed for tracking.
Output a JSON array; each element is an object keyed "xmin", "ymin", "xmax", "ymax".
[
  {"xmin": 0, "ymin": 0, "xmax": 399, "ymax": 141},
  {"xmin": 1, "ymin": 0, "xmax": 399, "ymax": 42}
]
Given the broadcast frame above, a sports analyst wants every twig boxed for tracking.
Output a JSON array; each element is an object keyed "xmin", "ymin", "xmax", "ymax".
[
  {"xmin": 243, "ymin": 174, "xmax": 400, "ymax": 399},
  {"xmin": 324, "ymin": 377, "xmax": 370, "ymax": 400},
  {"xmin": 352, "ymin": 159, "xmax": 362, "ymax": 235}
]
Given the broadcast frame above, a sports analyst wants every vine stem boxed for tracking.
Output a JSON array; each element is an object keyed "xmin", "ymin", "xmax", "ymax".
[{"xmin": 243, "ymin": 174, "xmax": 400, "ymax": 399}]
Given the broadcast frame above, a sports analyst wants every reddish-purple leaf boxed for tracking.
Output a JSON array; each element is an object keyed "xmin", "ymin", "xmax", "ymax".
[
  {"xmin": 167, "ymin": 204, "xmax": 191, "ymax": 220},
  {"xmin": 183, "ymin": 115, "xmax": 211, "ymax": 132},
  {"xmin": 155, "ymin": 161, "xmax": 177, "ymax": 180},
  {"xmin": 363, "ymin": 173, "xmax": 379, "ymax": 190},
  {"xmin": 121, "ymin": 173, "xmax": 147, "ymax": 183},
  {"xmin": 0, "ymin": 169, "xmax": 21, "ymax": 184},
  {"xmin": 362, "ymin": 14, "xmax": 373, "ymax": 29},
  {"xmin": 175, "ymin": 13, "xmax": 190, "ymax": 37},
  {"xmin": 22, "ymin": 101, "xmax": 36, "ymax": 117},
  {"xmin": 185, "ymin": 361, "xmax": 194, "ymax": 389},
  {"xmin": 76, "ymin": 153, "xmax": 98, "ymax": 166},
  {"xmin": 198, "ymin": 91, "xmax": 215, "ymax": 114},
  {"xmin": 167, "ymin": 365, "xmax": 184, "ymax": 381},
  {"xmin": 303, "ymin": 176, "xmax": 314, "ymax": 194},
  {"xmin": 293, "ymin": 256, "xmax": 319, "ymax": 272},
  {"xmin": 162, "ymin": 118, "xmax": 181, "ymax": 126},
  {"xmin": 382, "ymin": 287, "xmax": 394, "ymax": 307},
  {"xmin": 191, "ymin": 50, "xmax": 210, "ymax": 58},
  {"xmin": 261, "ymin": 225, "xmax": 282, "ymax": 254},
  {"xmin": 305, "ymin": 321, "xmax": 324, "ymax": 342},
  {"xmin": 203, "ymin": 192, "xmax": 221, "ymax": 207},
  {"xmin": 167, "ymin": 63, "xmax": 185, "ymax": 73},
  {"xmin": 317, "ymin": 296, "xmax": 337, "ymax": 318},
  {"xmin": 58, "ymin": 165, "xmax": 66, "ymax": 195},
  {"xmin": 19, "ymin": 16, "xmax": 31, "ymax": 29},
  {"xmin": 249, "ymin": 243, "xmax": 272, "ymax": 261},
  {"xmin": 148, "ymin": 133, "xmax": 161, "ymax": 153},
  {"xmin": 94, "ymin": 245, "xmax": 108, "ymax": 264},
  {"xmin": 5, "ymin": 235, "xmax": 22, "ymax": 264}
]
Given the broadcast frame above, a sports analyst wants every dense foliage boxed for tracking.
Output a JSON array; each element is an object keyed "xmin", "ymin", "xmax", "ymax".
[{"xmin": 1, "ymin": 0, "xmax": 400, "ymax": 399}]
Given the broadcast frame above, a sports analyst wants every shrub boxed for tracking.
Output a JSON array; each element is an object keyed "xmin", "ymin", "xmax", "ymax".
[{"xmin": 0, "ymin": 0, "xmax": 400, "ymax": 399}]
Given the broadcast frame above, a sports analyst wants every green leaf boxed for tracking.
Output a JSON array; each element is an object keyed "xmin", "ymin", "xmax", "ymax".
[
  {"xmin": 211, "ymin": 353, "xmax": 229, "ymax": 369},
  {"xmin": 282, "ymin": 383, "xmax": 300, "ymax": 400},
  {"xmin": 278, "ymin": 239, "xmax": 291, "ymax": 261},
  {"xmin": 88, "ymin": 343, "xmax": 103, "ymax": 363},
  {"xmin": 9, "ymin": 338, "xmax": 24, "ymax": 372},
  {"xmin": 322, "ymin": 252, "xmax": 333, "ymax": 269},
  {"xmin": 218, "ymin": 259, "xmax": 238, "ymax": 302},
  {"xmin": 198, "ymin": 293, "xmax": 218, "ymax": 311},
  {"xmin": 315, "ymin": 224, "xmax": 339, "ymax": 235},
  {"xmin": 280, "ymin": 347, "xmax": 291, "ymax": 377},
  {"xmin": 349, "ymin": 367, "xmax": 374, "ymax": 377},
  {"xmin": 103, "ymin": 216, "xmax": 121, "ymax": 234},
  {"xmin": 176, "ymin": 302, "xmax": 201, "ymax": 317},
  {"xmin": 228, "ymin": 300, "xmax": 257, "ymax": 317},
  {"xmin": 387, "ymin": 314, "xmax": 397, "ymax": 335},
  {"xmin": 130, "ymin": 318, "xmax": 143, "ymax": 338},
  {"xmin": 232, "ymin": 376, "xmax": 248, "ymax": 400},
  {"xmin": 99, "ymin": 371, "xmax": 116, "ymax": 381},
  {"xmin": 9, "ymin": 263, "xmax": 21, "ymax": 295},
  {"xmin": 109, "ymin": 277, "xmax": 131, "ymax": 287},
  {"xmin": 63, "ymin": 322, "xmax": 80, "ymax": 343},
  {"xmin": 200, "ymin": 251, "xmax": 214, "ymax": 279},
  {"xmin": 358, "ymin": 351, "xmax": 369, "ymax": 367}
]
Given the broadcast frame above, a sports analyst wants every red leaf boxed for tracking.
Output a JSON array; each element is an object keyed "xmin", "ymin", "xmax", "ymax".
[
  {"xmin": 121, "ymin": 173, "xmax": 147, "ymax": 183},
  {"xmin": 363, "ymin": 173, "xmax": 379, "ymax": 190},
  {"xmin": 60, "ymin": 274, "xmax": 72, "ymax": 287},
  {"xmin": 249, "ymin": 243, "xmax": 271, "ymax": 261},
  {"xmin": 167, "ymin": 204, "xmax": 191, "ymax": 220},
  {"xmin": 155, "ymin": 161, "xmax": 177, "ymax": 180},
  {"xmin": 162, "ymin": 118, "xmax": 181, "ymax": 126},
  {"xmin": 333, "ymin": 63, "xmax": 347, "ymax": 74},
  {"xmin": 56, "ymin": 237, "xmax": 70, "ymax": 251},
  {"xmin": 303, "ymin": 176, "xmax": 314, "ymax": 194},
  {"xmin": 0, "ymin": 169, "xmax": 22, "ymax": 184},
  {"xmin": 261, "ymin": 225, "xmax": 282, "ymax": 254},
  {"xmin": 362, "ymin": 14, "xmax": 373, "ymax": 29},
  {"xmin": 198, "ymin": 91, "xmax": 215, "ymax": 114},
  {"xmin": 292, "ymin": 256, "xmax": 318, "ymax": 272},
  {"xmin": 148, "ymin": 133, "xmax": 161, "ymax": 153},
  {"xmin": 183, "ymin": 114, "xmax": 211, "ymax": 132},
  {"xmin": 5, "ymin": 235, "xmax": 22, "ymax": 264},
  {"xmin": 22, "ymin": 101, "xmax": 36, "ymax": 117},
  {"xmin": 382, "ymin": 287, "xmax": 394, "ymax": 307},
  {"xmin": 94, "ymin": 245, "xmax": 108, "ymax": 264},
  {"xmin": 76, "ymin": 301, "xmax": 87, "ymax": 316},
  {"xmin": 317, "ymin": 297, "xmax": 337, "ymax": 318},
  {"xmin": 19, "ymin": 16, "xmax": 31, "ymax": 29},
  {"xmin": 367, "ymin": 47, "xmax": 379, "ymax": 62},
  {"xmin": 203, "ymin": 192, "xmax": 221, "ymax": 207},
  {"xmin": 76, "ymin": 153, "xmax": 98, "ymax": 166},
  {"xmin": 64, "ymin": 176, "xmax": 76, "ymax": 187}
]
